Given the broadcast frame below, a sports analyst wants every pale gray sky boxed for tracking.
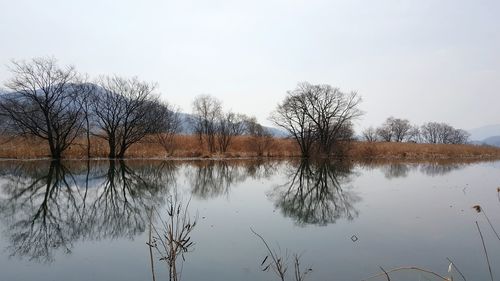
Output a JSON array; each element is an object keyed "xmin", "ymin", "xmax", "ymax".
[{"xmin": 1, "ymin": 0, "xmax": 499, "ymax": 131}]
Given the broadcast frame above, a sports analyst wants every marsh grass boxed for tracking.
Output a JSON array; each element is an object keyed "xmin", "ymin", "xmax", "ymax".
[
  {"xmin": 2, "ymin": 135, "xmax": 500, "ymax": 160},
  {"xmin": 472, "ymin": 204, "xmax": 500, "ymax": 241},
  {"xmin": 147, "ymin": 198, "xmax": 197, "ymax": 281},
  {"xmin": 251, "ymin": 228, "xmax": 311, "ymax": 281}
]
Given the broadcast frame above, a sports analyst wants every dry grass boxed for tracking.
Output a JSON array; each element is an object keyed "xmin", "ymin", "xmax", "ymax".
[
  {"xmin": 1, "ymin": 135, "xmax": 500, "ymax": 160},
  {"xmin": 0, "ymin": 135, "xmax": 301, "ymax": 159},
  {"xmin": 346, "ymin": 141, "xmax": 500, "ymax": 160}
]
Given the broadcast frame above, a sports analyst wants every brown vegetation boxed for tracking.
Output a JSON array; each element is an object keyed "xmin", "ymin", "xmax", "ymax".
[
  {"xmin": 0, "ymin": 135, "xmax": 298, "ymax": 159},
  {"xmin": 347, "ymin": 141, "xmax": 500, "ymax": 159},
  {"xmin": 1, "ymin": 135, "xmax": 500, "ymax": 160}
]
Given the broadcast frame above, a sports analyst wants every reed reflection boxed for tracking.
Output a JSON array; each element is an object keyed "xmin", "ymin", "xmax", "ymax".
[
  {"xmin": 269, "ymin": 160, "xmax": 360, "ymax": 226},
  {"xmin": 358, "ymin": 160, "xmax": 471, "ymax": 179},
  {"xmin": 0, "ymin": 160, "xmax": 177, "ymax": 262}
]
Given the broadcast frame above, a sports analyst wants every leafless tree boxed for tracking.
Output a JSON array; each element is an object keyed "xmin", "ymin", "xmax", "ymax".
[
  {"xmin": 420, "ymin": 122, "xmax": 469, "ymax": 144},
  {"xmin": 449, "ymin": 128, "xmax": 470, "ymax": 144},
  {"xmin": 152, "ymin": 102, "xmax": 182, "ymax": 156},
  {"xmin": 377, "ymin": 117, "xmax": 412, "ymax": 142},
  {"xmin": 403, "ymin": 125, "xmax": 421, "ymax": 143},
  {"xmin": 362, "ymin": 127, "xmax": 378, "ymax": 142},
  {"xmin": 0, "ymin": 58, "xmax": 86, "ymax": 159},
  {"xmin": 245, "ymin": 116, "xmax": 275, "ymax": 156},
  {"xmin": 74, "ymin": 81, "xmax": 97, "ymax": 158},
  {"xmin": 270, "ymin": 82, "xmax": 362, "ymax": 157},
  {"xmin": 420, "ymin": 122, "xmax": 441, "ymax": 143},
  {"xmin": 270, "ymin": 94, "xmax": 316, "ymax": 157},
  {"xmin": 191, "ymin": 95, "xmax": 222, "ymax": 153},
  {"xmin": 391, "ymin": 118, "xmax": 411, "ymax": 142},
  {"xmin": 376, "ymin": 126, "xmax": 392, "ymax": 142},
  {"xmin": 216, "ymin": 111, "xmax": 246, "ymax": 153},
  {"xmin": 92, "ymin": 76, "xmax": 162, "ymax": 158}
]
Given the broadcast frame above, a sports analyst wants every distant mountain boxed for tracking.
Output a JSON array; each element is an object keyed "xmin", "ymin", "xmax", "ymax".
[
  {"xmin": 481, "ymin": 136, "xmax": 500, "ymax": 147},
  {"xmin": 468, "ymin": 124, "xmax": 500, "ymax": 141}
]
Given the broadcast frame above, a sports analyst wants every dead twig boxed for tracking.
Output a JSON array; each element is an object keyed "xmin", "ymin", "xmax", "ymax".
[
  {"xmin": 446, "ymin": 257, "xmax": 466, "ymax": 281},
  {"xmin": 363, "ymin": 266, "xmax": 448, "ymax": 281},
  {"xmin": 379, "ymin": 266, "xmax": 391, "ymax": 281},
  {"xmin": 475, "ymin": 221, "xmax": 494, "ymax": 281},
  {"xmin": 473, "ymin": 205, "xmax": 500, "ymax": 241},
  {"xmin": 148, "ymin": 207, "xmax": 156, "ymax": 281},
  {"xmin": 251, "ymin": 227, "xmax": 310, "ymax": 281}
]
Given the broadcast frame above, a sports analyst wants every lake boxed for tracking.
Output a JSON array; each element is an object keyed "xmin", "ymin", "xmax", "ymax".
[{"xmin": 0, "ymin": 159, "xmax": 499, "ymax": 281}]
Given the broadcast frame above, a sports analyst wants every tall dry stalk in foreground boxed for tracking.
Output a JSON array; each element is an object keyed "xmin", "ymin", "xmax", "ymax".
[
  {"xmin": 251, "ymin": 228, "xmax": 311, "ymax": 281},
  {"xmin": 473, "ymin": 205, "xmax": 500, "ymax": 241},
  {"xmin": 475, "ymin": 221, "xmax": 494, "ymax": 281},
  {"xmin": 147, "ymin": 198, "xmax": 197, "ymax": 281}
]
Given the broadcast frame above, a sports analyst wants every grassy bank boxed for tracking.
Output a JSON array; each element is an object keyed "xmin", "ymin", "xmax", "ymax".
[
  {"xmin": 1, "ymin": 135, "xmax": 500, "ymax": 160},
  {"xmin": 347, "ymin": 141, "xmax": 500, "ymax": 160}
]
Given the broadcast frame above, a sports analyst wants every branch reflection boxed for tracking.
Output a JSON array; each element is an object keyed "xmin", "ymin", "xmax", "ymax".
[
  {"xmin": 186, "ymin": 160, "xmax": 278, "ymax": 199},
  {"xmin": 0, "ymin": 160, "xmax": 177, "ymax": 262},
  {"xmin": 269, "ymin": 160, "xmax": 360, "ymax": 226},
  {"xmin": 358, "ymin": 159, "xmax": 471, "ymax": 179}
]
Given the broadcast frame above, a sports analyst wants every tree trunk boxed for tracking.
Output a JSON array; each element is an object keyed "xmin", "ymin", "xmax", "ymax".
[{"xmin": 108, "ymin": 137, "xmax": 116, "ymax": 159}]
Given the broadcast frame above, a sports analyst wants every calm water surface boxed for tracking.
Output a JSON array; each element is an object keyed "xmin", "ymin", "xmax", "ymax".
[{"xmin": 0, "ymin": 159, "xmax": 499, "ymax": 281}]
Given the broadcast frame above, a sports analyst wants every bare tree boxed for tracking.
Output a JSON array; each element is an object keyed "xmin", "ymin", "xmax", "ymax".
[
  {"xmin": 75, "ymin": 81, "xmax": 97, "ymax": 158},
  {"xmin": 216, "ymin": 111, "xmax": 245, "ymax": 153},
  {"xmin": 420, "ymin": 122, "xmax": 469, "ymax": 144},
  {"xmin": 152, "ymin": 102, "xmax": 182, "ymax": 156},
  {"xmin": 191, "ymin": 95, "xmax": 222, "ymax": 153},
  {"xmin": 362, "ymin": 127, "xmax": 378, "ymax": 142},
  {"xmin": 376, "ymin": 126, "xmax": 392, "ymax": 142},
  {"xmin": 449, "ymin": 129, "xmax": 470, "ymax": 144},
  {"xmin": 390, "ymin": 118, "xmax": 411, "ymax": 142},
  {"xmin": 406, "ymin": 125, "xmax": 421, "ymax": 142},
  {"xmin": 420, "ymin": 122, "xmax": 441, "ymax": 143},
  {"xmin": 377, "ymin": 117, "xmax": 411, "ymax": 142},
  {"xmin": 0, "ymin": 58, "xmax": 86, "ymax": 159},
  {"xmin": 92, "ymin": 76, "xmax": 162, "ymax": 158},
  {"xmin": 245, "ymin": 116, "xmax": 275, "ymax": 156},
  {"xmin": 270, "ymin": 94, "xmax": 316, "ymax": 157},
  {"xmin": 270, "ymin": 82, "xmax": 362, "ymax": 157}
]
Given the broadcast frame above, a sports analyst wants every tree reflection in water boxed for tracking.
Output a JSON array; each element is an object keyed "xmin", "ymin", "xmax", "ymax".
[
  {"xmin": 186, "ymin": 159, "xmax": 278, "ymax": 199},
  {"xmin": 0, "ymin": 160, "xmax": 177, "ymax": 263},
  {"xmin": 0, "ymin": 159, "xmax": 279, "ymax": 263},
  {"xmin": 269, "ymin": 160, "xmax": 360, "ymax": 226},
  {"xmin": 358, "ymin": 160, "xmax": 470, "ymax": 179}
]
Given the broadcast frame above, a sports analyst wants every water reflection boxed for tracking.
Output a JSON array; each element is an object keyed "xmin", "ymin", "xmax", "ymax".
[
  {"xmin": 269, "ymin": 160, "xmax": 360, "ymax": 226},
  {"xmin": 0, "ymin": 158, "xmax": 475, "ymax": 264},
  {"xmin": 359, "ymin": 160, "xmax": 474, "ymax": 179},
  {"xmin": 0, "ymin": 159, "xmax": 280, "ymax": 263},
  {"xmin": 186, "ymin": 160, "xmax": 278, "ymax": 199},
  {"xmin": 0, "ymin": 160, "xmax": 174, "ymax": 262},
  {"xmin": 418, "ymin": 162, "xmax": 467, "ymax": 176}
]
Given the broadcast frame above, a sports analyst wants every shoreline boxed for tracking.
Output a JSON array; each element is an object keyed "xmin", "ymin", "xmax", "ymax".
[
  {"xmin": 1, "ymin": 154, "xmax": 500, "ymax": 162},
  {"xmin": 1, "ymin": 135, "xmax": 500, "ymax": 161}
]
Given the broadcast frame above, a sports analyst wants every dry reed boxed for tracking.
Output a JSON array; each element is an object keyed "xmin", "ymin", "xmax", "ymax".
[
  {"xmin": 251, "ymin": 227, "xmax": 311, "ymax": 281},
  {"xmin": 1, "ymin": 135, "xmax": 500, "ymax": 160}
]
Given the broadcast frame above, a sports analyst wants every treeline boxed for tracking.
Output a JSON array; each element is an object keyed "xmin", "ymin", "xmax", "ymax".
[
  {"xmin": 0, "ymin": 58, "xmax": 273, "ymax": 159},
  {"xmin": 0, "ymin": 57, "xmax": 477, "ymax": 160},
  {"xmin": 361, "ymin": 117, "xmax": 470, "ymax": 144}
]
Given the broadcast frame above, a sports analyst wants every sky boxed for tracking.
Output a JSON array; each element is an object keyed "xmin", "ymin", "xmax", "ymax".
[{"xmin": 0, "ymin": 0, "xmax": 499, "ymax": 132}]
